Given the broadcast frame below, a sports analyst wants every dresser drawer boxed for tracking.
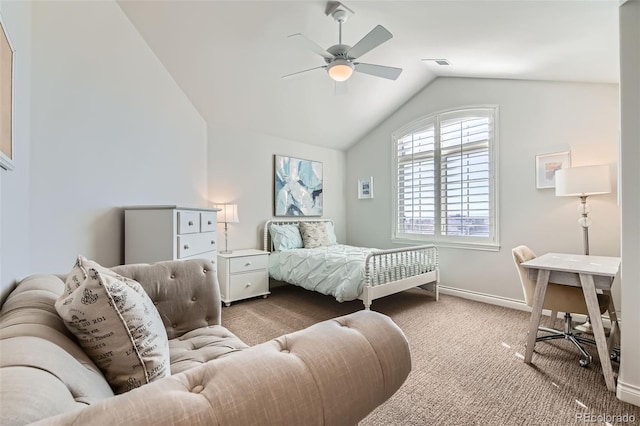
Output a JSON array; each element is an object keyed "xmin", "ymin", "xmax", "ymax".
[
  {"xmin": 229, "ymin": 254, "xmax": 268, "ymax": 273},
  {"xmin": 200, "ymin": 212, "xmax": 217, "ymax": 232},
  {"xmin": 177, "ymin": 211, "xmax": 200, "ymax": 234},
  {"xmin": 180, "ymin": 251, "xmax": 217, "ymax": 269},
  {"xmin": 229, "ymin": 271, "xmax": 268, "ymax": 301},
  {"xmin": 177, "ymin": 232, "xmax": 217, "ymax": 258}
]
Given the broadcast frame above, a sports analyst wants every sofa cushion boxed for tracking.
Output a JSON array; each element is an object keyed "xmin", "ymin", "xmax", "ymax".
[
  {"xmin": 169, "ymin": 325, "xmax": 249, "ymax": 374},
  {"xmin": 55, "ymin": 256, "xmax": 171, "ymax": 394}
]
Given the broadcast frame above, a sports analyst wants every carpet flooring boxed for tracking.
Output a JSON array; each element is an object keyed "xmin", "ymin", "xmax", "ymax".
[{"xmin": 221, "ymin": 285, "xmax": 640, "ymax": 425}]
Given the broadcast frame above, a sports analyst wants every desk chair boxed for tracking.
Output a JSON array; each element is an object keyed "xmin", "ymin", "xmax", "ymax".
[{"xmin": 512, "ymin": 245, "xmax": 609, "ymax": 367}]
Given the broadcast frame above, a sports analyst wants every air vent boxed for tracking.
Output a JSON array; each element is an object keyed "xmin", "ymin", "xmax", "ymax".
[{"xmin": 422, "ymin": 59, "xmax": 451, "ymax": 66}]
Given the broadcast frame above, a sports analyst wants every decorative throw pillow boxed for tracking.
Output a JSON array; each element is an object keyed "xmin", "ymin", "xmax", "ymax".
[
  {"xmin": 55, "ymin": 256, "xmax": 170, "ymax": 394},
  {"xmin": 269, "ymin": 224, "xmax": 304, "ymax": 251},
  {"xmin": 299, "ymin": 221, "xmax": 331, "ymax": 248}
]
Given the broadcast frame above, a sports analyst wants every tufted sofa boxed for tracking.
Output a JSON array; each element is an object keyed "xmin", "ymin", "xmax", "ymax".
[{"xmin": 0, "ymin": 259, "xmax": 411, "ymax": 425}]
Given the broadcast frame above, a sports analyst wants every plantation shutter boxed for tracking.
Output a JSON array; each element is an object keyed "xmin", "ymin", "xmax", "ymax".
[
  {"xmin": 439, "ymin": 111, "xmax": 492, "ymax": 237},
  {"xmin": 396, "ymin": 120, "xmax": 436, "ymax": 236},
  {"xmin": 394, "ymin": 107, "xmax": 497, "ymax": 246}
]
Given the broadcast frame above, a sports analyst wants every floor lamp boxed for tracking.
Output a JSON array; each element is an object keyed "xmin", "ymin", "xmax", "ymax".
[
  {"xmin": 214, "ymin": 203, "xmax": 239, "ymax": 254},
  {"xmin": 555, "ymin": 164, "xmax": 611, "ymax": 332},
  {"xmin": 555, "ymin": 165, "xmax": 611, "ymax": 255}
]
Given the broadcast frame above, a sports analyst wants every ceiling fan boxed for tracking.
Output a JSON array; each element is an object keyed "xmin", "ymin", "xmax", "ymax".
[{"xmin": 283, "ymin": 2, "xmax": 402, "ymax": 94}]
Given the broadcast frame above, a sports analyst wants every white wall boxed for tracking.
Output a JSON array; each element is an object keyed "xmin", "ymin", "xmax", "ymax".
[
  {"xmin": 0, "ymin": 0, "xmax": 209, "ymax": 300},
  {"xmin": 617, "ymin": 0, "xmax": 640, "ymax": 407},
  {"xmin": 26, "ymin": 0, "xmax": 208, "ymax": 273},
  {"xmin": 0, "ymin": 0, "xmax": 32, "ymax": 303},
  {"xmin": 207, "ymin": 126, "xmax": 346, "ymax": 251},
  {"xmin": 346, "ymin": 78, "xmax": 620, "ymax": 305}
]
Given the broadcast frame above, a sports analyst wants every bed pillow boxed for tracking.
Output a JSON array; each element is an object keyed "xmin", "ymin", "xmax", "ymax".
[
  {"xmin": 299, "ymin": 221, "xmax": 332, "ymax": 248},
  {"xmin": 326, "ymin": 222, "xmax": 338, "ymax": 245},
  {"xmin": 55, "ymin": 256, "xmax": 170, "ymax": 394},
  {"xmin": 270, "ymin": 224, "xmax": 304, "ymax": 251}
]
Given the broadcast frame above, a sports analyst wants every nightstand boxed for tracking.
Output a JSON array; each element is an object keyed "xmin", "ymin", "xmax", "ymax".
[{"xmin": 217, "ymin": 249, "xmax": 270, "ymax": 306}]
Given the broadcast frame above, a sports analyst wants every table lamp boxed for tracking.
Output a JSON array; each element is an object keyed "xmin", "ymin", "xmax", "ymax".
[
  {"xmin": 215, "ymin": 204, "xmax": 239, "ymax": 254},
  {"xmin": 555, "ymin": 165, "xmax": 611, "ymax": 255}
]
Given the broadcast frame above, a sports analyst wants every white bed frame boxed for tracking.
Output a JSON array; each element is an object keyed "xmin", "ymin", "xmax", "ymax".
[{"xmin": 263, "ymin": 219, "xmax": 439, "ymax": 310}]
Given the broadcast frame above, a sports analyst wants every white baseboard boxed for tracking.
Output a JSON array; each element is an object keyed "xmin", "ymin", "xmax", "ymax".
[
  {"xmin": 616, "ymin": 379, "xmax": 640, "ymax": 407},
  {"xmin": 439, "ymin": 285, "xmax": 616, "ymax": 328}
]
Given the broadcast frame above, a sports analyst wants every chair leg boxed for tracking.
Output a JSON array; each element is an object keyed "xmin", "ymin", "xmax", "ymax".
[
  {"xmin": 567, "ymin": 334, "xmax": 593, "ymax": 366},
  {"xmin": 535, "ymin": 313, "xmax": 595, "ymax": 367}
]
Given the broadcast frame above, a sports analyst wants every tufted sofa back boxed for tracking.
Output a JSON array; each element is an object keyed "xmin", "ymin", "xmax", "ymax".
[{"xmin": 112, "ymin": 259, "xmax": 221, "ymax": 339}]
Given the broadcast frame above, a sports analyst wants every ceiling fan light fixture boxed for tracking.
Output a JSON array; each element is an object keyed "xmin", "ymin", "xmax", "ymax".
[{"xmin": 327, "ymin": 59, "xmax": 354, "ymax": 81}]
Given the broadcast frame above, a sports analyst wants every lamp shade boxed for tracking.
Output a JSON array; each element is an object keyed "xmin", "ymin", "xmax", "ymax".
[
  {"xmin": 215, "ymin": 204, "xmax": 239, "ymax": 223},
  {"xmin": 555, "ymin": 165, "xmax": 611, "ymax": 197}
]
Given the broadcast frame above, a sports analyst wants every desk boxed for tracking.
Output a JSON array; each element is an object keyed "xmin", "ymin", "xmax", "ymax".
[{"xmin": 521, "ymin": 253, "xmax": 621, "ymax": 392}]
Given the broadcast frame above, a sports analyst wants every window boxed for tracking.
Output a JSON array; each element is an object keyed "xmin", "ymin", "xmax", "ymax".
[{"xmin": 392, "ymin": 106, "xmax": 499, "ymax": 249}]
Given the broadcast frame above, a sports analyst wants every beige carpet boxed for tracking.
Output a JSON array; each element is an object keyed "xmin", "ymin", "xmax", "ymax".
[{"xmin": 222, "ymin": 285, "xmax": 640, "ymax": 425}]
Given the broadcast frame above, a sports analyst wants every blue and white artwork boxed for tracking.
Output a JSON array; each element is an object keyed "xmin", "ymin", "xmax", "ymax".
[{"xmin": 274, "ymin": 155, "xmax": 323, "ymax": 216}]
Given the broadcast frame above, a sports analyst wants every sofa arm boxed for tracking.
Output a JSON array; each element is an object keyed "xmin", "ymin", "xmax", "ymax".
[
  {"xmin": 35, "ymin": 310, "xmax": 411, "ymax": 426},
  {"xmin": 111, "ymin": 259, "xmax": 222, "ymax": 339}
]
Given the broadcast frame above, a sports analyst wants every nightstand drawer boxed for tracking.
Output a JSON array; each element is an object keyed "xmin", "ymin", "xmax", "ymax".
[
  {"xmin": 229, "ymin": 255, "xmax": 268, "ymax": 273},
  {"xmin": 177, "ymin": 211, "xmax": 200, "ymax": 234},
  {"xmin": 229, "ymin": 271, "xmax": 268, "ymax": 301},
  {"xmin": 200, "ymin": 212, "xmax": 217, "ymax": 232},
  {"xmin": 177, "ymin": 232, "xmax": 217, "ymax": 258}
]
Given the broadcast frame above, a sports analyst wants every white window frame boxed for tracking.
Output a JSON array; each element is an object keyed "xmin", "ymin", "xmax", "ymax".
[{"xmin": 391, "ymin": 105, "xmax": 500, "ymax": 251}]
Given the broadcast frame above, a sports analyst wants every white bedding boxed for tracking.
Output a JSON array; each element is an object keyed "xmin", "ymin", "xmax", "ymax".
[{"xmin": 268, "ymin": 244, "xmax": 375, "ymax": 302}]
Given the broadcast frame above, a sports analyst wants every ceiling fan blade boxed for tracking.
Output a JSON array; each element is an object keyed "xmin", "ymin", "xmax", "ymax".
[
  {"xmin": 346, "ymin": 25, "xmax": 393, "ymax": 59},
  {"xmin": 335, "ymin": 81, "xmax": 348, "ymax": 96},
  {"xmin": 282, "ymin": 65, "xmax": 327, "ymax": 79},
  {"xmin": 354, "ymin": 62, "xmax": 402, "ymax": 80},
  {"xmin": 288, "ymin": 33, "xmax": 334, "ymax": 59}
]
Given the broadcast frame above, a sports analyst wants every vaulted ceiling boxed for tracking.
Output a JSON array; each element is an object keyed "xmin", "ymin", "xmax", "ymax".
[{"xmin": 118, "ymin": 1, "xmax": 620, "ymax": 151}]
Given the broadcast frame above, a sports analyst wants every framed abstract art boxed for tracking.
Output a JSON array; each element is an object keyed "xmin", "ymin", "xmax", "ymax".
[
  {"xmin": 535, "ymin": 151, "xmax": 570, "ymax": 189},
  {"xmin": 274, "ymin": 155, "xmax": 323, "ymax": 216}
]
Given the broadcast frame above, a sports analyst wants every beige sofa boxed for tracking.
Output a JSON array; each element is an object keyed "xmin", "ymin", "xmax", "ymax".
[{"xmin": 0, "ymin": 259, "xmax": 411, "ymax": 425}]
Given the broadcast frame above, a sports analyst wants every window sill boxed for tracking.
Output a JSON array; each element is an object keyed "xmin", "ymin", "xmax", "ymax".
[{"xmin": 392, "ymin": 237, "xmax": 501, "ymax": 252}]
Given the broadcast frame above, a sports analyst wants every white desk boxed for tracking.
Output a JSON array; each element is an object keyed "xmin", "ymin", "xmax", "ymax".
[{"xmin": 521, "ymin": 253, "xmax": 621, "ymax": 392}]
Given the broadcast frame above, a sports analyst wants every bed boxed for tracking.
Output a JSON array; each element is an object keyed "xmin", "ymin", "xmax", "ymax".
[{"xmin": 264, "ymin": 219, "xmax": 439, "ymax": 310}]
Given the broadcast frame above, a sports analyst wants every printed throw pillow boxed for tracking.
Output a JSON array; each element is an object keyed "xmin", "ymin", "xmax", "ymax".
[
  {"xmin": 269, "ymin": 224, "xmax": 304, "ymax": 251},
  {"xmin": 55, "ymin": 256, "xmax": 171, "ymax": 394},
  {"xmin": 299, "ymin": 221, "xmax": 331, "ymax": 248}
]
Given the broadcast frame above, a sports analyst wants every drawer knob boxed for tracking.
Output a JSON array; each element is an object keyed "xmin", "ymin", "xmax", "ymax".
[
  {"xmin": 245, "ymin": 262, "xmax": 251, "ymax": 267},
  {"xmin": 208, "ymin": 220, "xmax": 213, "ymax": 225},
  {"xmin": 184, "ymin": 244, "xmax": 190, "ymax": 250},
  {"xmin": 188, "ymin": 221, "xmax": 194, "ymax": 226},
  {"xmin": 211, "ymin": 241, "xmax": 215, "ymax": 245},
  {"xmin": 246, "ymin": 282, "xmax": 252, "ymax": 287}
]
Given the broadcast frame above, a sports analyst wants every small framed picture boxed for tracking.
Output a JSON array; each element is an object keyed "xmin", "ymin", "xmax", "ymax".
[
  {"xmin": 535, "ymin": 151, "xmax": 571, "ymax": 189},
  {"xmin": 358, "ymin": 177, "xmax": 373, "ymax": 199}
]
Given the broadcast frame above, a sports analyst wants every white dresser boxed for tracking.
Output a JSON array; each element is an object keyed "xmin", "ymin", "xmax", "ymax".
[
  {"xmin": 124, "ymin": 206, "xmax": 220, "ymax": 268},
  {"xmin": 217, "ymin": 249, "xmax": 270, "ymax": 306}
]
